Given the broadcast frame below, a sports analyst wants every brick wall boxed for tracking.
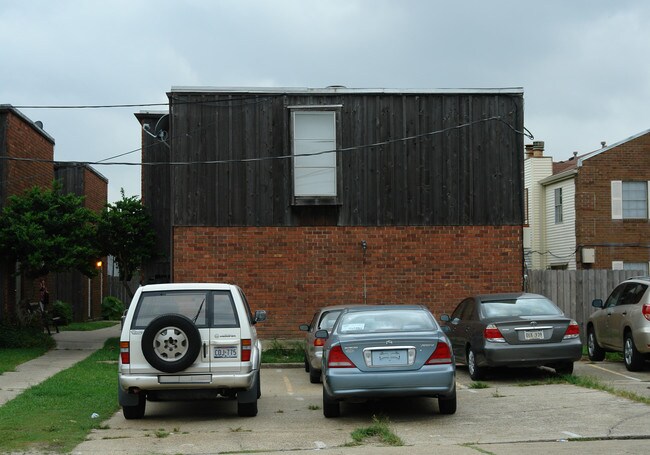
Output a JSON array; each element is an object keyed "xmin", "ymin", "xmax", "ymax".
[
  {"xmin": 173, "ymin": 225, "xmax": 523, "ymax": 338},
  {"xmin": 1, "ymin": 111, "xmax": 54, "ymax": 321},
  {"xmin": 575, "ymin": 132, "xmax": 650, "ymax": 269}
]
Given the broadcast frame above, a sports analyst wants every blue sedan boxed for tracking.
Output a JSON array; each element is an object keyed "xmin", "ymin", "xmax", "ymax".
[{"xmin": 316, "ymin": 305, "xmax": 456, "ymax": 418}]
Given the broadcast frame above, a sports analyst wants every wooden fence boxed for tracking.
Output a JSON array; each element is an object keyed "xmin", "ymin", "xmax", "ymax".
[
  {"xmin": 106, "ymin": 276, "xmax": 139, "ymax": 305},
  {"xmin": 525, "ymin": 269, "xmax": 643, "ymax": 334}
]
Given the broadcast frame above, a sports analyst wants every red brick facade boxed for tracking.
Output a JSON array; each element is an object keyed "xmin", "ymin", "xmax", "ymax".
[
  {"xmin": 575, "ymin": 132, "xmax": 650, "ymax": 269},
  {"xmin": 173, "ymin": 225, "xmax": 523, "ymax": 338},
  {"xmin": 0, "ymin": 109, "xmax": 55, "ymax": 321}
]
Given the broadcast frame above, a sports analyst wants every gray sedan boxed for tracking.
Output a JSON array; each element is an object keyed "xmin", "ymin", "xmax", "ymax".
[
  {"xmin": 317, "ymin": 305, "xmax": 456, "ymax": 418},
  {"xmin": 440, "ymin": 293, "xmax": 582, "ymax": 380}
]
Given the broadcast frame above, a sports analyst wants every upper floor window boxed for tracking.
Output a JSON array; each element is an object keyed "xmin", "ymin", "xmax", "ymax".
[
  {"xmin": 611, "ymin": 181, "xmax": 649, "ymax": 219},
  {"xmin": 554, "ymin": 188, "xmax": 563, "ymax": 223},
  {"xmin": 291, "ymin": 109, "xmax": 338, "ymax": 200}
]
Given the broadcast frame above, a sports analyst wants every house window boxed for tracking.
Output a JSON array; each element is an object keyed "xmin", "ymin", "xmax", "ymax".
[
  {"xmin": 291, "ymin": 110, "xmax": 338, "ymax": 199},
  {"xmin": 623, "ymin": 182, "xmax": 648, "ymax": 219},
  {"xmin": 554, "ymin": 188, "xmax": 563, "ymax": 223},
  {"xmin": 623, "ymin": 262, "xmax": 649, "ymax": 275},
  {"xmin": 611, "ymin": 181, "xmax": 650, "ymax": 219}
]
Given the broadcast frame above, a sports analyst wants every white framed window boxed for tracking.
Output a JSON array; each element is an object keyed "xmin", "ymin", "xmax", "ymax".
[
  {"xmin": 611, "ymin": 180, "xmax": 650, "ymax": 219},
  {"xmin": 554, "ymin": 188, "xmax": 563, "ymax": 223},
  {"xmin": 291, "ymin": 110, "xmax": 338, "ymax": 198},
  {"xmin": 613, "ymin": 261, "xmax": 650, "ymax": 275}
]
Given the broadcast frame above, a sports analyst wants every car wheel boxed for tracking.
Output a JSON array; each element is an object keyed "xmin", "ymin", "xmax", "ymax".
[
  {"xmin": 122, "ymin": 392, "xmax": 146, "ymax": 420},
  {"xmin": 304, "ymin": 354, "xmax": 310, "ymax": 372},
  {"xmin": 141, "ymin": 314, "xmax": 201, "ymax": 373},
  {"xmin": 438, "ymin": 387, "xmax": 457, "ymax": 415},
  {"xmin": 554, "ymin": 361, "xmax": 574, "ymax": 375},
  {"xmin": 587, "ymin": 327, "xmax": 606, "ymax": 361},
  {"xmin": 322, "ymin": 387, "xmax": 340, "ymax": 418},
  {"xmin": 467, "ymin": 347, "xmax": 484, "ymax": 381},
  {"xmin": 309, "ymin": 365, "xmax": 321, "ymax": 384},
  {"xmin": 624, "ymin": 332, "xmax": 644, "ymax": 372}
]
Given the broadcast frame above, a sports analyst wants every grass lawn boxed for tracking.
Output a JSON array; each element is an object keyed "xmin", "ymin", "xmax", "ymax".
[
  {"xmin": 59, "ymin": 320, "xmax": 119, "ymax": 331},
  {"xmin": 0, "ymin": 338, "xmax": 120, "ymax": 454},
  {"xmin": 0, "ymin": 346, "xmax": 51, "ymax": 374}
]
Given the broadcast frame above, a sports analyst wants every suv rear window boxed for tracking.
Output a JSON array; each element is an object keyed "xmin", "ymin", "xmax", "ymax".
[{"xmin": 132, "ymin": 290, "xmax": 240, "ymax": 329}]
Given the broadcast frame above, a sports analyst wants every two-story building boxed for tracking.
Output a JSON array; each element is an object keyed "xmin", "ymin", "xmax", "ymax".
[
  {"xmin": 136, "ymin": 86, "xmax": 527, "ymax": 338},
  {"xmin": 524, "ymin": 130, "xmax": 650, "ymax": 272}
]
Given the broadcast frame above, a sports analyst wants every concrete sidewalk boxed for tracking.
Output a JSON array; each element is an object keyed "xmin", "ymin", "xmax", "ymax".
[{"xmin": 0, "ymin": 324, "xmax": 120, "ymax": 406}]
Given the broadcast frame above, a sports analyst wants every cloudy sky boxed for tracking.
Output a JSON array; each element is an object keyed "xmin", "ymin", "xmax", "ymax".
[{"xmin": 1, "ymin": 0, "xmax": 649, "ymax": 202}]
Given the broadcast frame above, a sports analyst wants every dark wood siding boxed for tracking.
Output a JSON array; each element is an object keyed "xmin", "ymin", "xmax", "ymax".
[{"xmin": 164, "ymin": 90, "xmax": 524, "ymax": 227}]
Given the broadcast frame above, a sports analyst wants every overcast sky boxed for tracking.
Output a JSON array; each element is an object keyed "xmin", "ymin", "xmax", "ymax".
[{"xmin": 1, "ymin": 0, "xmax": 649, "ymax": 202}]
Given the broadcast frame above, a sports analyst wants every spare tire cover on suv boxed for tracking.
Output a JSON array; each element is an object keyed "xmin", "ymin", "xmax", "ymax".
[{"xmin": 141, "ymin": 314, "xmax": 202, "ymax": 373}]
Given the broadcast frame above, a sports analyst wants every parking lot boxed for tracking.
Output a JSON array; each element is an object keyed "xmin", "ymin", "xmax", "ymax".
[{"xmin": 73, "ymin": 360, "xmax": 650, "ymax": 455}]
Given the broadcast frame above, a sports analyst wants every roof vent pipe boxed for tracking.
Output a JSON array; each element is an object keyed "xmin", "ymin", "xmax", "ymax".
[
  {"xmin": 35, "ymin": 121, "xmax": 43, "ymax": 129},
  {"xmin": 601, "ymin": 141, "xmax": 606, "ymax": 148}
]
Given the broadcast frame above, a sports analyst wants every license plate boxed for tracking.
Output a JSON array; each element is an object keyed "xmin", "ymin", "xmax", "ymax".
[
  {"xmin": 214, "ymin": 346, "xmax": 237, "ymax": 358},
  {"xmin": 524, "ymin": 330, "xmax": 544, "ymax": 340},
  {"xmin": 371, "ymin": 349, "xmax": 407, "ymax": 366}
]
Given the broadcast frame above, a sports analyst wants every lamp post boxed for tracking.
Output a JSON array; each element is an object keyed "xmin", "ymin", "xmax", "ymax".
[{"xmin": 96, "ymin": 260, "xmax": 103, "ymax": 319}]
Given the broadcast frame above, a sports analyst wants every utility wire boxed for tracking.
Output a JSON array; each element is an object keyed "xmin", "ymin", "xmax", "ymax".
[{"xmin": 0, "ymin": 116, "xmax": 525, "ymax": 167}]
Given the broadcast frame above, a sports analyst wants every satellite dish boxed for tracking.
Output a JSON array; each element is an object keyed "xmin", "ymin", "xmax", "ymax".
[{"xmin": 154, "ymin": 114, "xmax": 169, "ymax": 144}]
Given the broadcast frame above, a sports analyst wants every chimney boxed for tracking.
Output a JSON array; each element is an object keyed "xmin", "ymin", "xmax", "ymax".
[
  {"xmin": 525, "ymin": 143, "xmax": 534, "ymax": 158},
  {"xmin": 532, "ymin": 140, "xmax": 545, "ymax": 158}
]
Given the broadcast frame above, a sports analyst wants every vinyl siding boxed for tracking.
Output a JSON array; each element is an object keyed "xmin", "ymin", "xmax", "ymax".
[
  {"xmin": 523, "ymin": 156, "xmax": 553, "ymax": 269},
  {"xmin": 544, "ymin": 178, "xmax": 576, "ymax": 269}
]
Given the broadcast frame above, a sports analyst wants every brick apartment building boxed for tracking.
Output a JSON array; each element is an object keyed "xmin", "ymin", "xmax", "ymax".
[
  {"xmin": 524, "ymin": 130, "xmax": 650, "ymax": 272},
  {"xmin": 137, "ymin": 87, "xmax": 526, "ymax": 339},
  {"xmin": 0, "ymin": 105, "xmax": 107, "ymax": 322}
]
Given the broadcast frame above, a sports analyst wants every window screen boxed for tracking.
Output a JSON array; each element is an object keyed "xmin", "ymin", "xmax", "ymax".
[{"xmin": 292, "ymin": 111, "xmax": 337, "ymax": 197}]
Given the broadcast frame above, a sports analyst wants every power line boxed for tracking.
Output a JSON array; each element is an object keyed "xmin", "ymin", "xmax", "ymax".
[{"xmin": 0, "ymin": 116, "xmax": 528, "ymax": 167}]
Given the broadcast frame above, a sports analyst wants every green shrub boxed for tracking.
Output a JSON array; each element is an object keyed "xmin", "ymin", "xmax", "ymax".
[
  {"xmin": 0, "ymin": 324, "xmax": 55, "ymax": 349},
  {"xmin": 101, "ymin": 296, "xmax": 125, "ymax": 320},
  {"xmin": 52, "ymin": 300, "xmax": 72, "ymax": 325}
]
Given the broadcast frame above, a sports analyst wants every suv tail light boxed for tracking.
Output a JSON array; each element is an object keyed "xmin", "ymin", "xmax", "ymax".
[
  {"xmin": 484, "ymin": 324, "xmax": 506, "ymax": 343},
  {"xmin": 328, "ymin": 345, "xmax": 354, "ymax": 368},
  {"xmin": 426, "ymin": 340, "xmax": 452, "ymax": 365},
  {"xmin": 241, "ymin": 339, "xmax": 252, "ymax": 361},
  {"xmin": 563, "ymin": 320, "xmax": 580, "ymax": 339},
  {"xmin": 120, "ymin": 341, "xmax": 130, "ymax": 364},
  {"xmin": 643, "ymin": 304, "xmax": 650, "ymax": 322}
]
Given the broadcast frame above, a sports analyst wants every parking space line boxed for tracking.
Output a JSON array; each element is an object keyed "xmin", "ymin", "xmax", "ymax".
[
  {"xmin": 586, "ymin": 364, "xmax": 642, "ymax": 381},
  {"xmin": 562, "ymin": 431, "xmax": 582, "ymax": 438},
  {"xmin": 283, "ymin": 375, "xmax": 294, "ymax": 395}
]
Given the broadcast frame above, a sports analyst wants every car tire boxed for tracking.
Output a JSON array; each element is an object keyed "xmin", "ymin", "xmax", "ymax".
[
  {"xmin": 624, "ymin": 332, "xmax": 644, "ymax": 372},
  {"xmin": 322, "ymin": 387, "xmax": 340, "ymax": 418},
  {"xmin": 309, "ymin": 365, "xmax": 321, "ymax": 384},
  {"xmin": 587, "ymin": 327, "xmax": 606, "ymax": 361},
  {"xmin": 141, "ymin": 314, "xmax": 201, "ymax": 373},
  {"xmin": 467, "ymin": 347, "xmax": 484, "ymax": 381},
  {"xmin": 122, "ymin": 392, "xmax": 146, "ymax": 420},
  {"xmin": 553, "ymin": 361, "xmax": 574, "ymax": 375},
  {"xmin": 304, "ymin": 354, "xmax": 310, "ymax": 372},
  {"xmin": 237, "ymin": 399, "xmax": 258, "ymax": 417},
  {"xmin": 438, "ymin": 387, "xmax": 457, "ymax": 415}
]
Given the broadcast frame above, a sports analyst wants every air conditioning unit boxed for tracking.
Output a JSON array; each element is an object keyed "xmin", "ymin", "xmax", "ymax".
[{"xmin": 582, "ymin": 248, "xmax": 596, "ymax": 264}]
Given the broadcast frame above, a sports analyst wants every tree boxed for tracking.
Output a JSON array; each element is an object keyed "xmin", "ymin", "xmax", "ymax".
[
  {"xmin": 97, "ymin": 190, "xmax": 157, "ymax": 299},
  {"xmin": 0, "ymin": 183, "xmax": 99, "ymax": 278}
]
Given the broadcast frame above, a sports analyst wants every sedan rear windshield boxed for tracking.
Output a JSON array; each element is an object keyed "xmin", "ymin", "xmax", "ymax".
[
  {"xmin": 338, "ymin": 310, "xmax": 435, "ymax": 334},
  {"xmin": 481, "ymin": 298, "xmax": 562, "ymax": 318}
]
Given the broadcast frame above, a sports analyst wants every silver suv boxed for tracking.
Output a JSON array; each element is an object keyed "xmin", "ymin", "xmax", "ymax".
[
  {"xmin": 118, "ymin": 283, "xmax": 266, "ymax": 419},
  {"xmin": 587, "ymin": 277, "xmax": 650, "ymax": 371}
]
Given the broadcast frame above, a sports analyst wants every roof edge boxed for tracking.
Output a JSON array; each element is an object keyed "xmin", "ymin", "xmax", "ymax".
[
  {"xmin": 577, "ymin": 128, "xmax": 650, "ymax": 167},
  {"xmin": 170, "ymin": 86, "xmax": 524, "ymax": 95}
]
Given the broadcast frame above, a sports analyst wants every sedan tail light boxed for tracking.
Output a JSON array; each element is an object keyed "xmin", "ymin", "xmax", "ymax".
[
  {"xmin": 643, "ymin": 304, "xmax": 650, "ymax": 322},
  {"xmin": 484, "ymin": 324, "xmax": 506, "ymax": 343},
  {"xmin": 241, "ymin": 339, "xmax": 252, "ymax": 361},
  {"xmin": 563, "ymin": 320, "xmax": 580, "ymax": 339},
  {"xmin": 327, "ymin": 345, "xmax": 354, "ymax": 368},
  {"xmin": 314, "ymin": 338, "xmax": 325, "ymax": 347},
  {"xmin": 425, "ymin": 340, "xmax": 452, "ymax": 365},
  {"xmin": 120, "ymin": 341, "xmax": 130, "ymax": 364}
]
